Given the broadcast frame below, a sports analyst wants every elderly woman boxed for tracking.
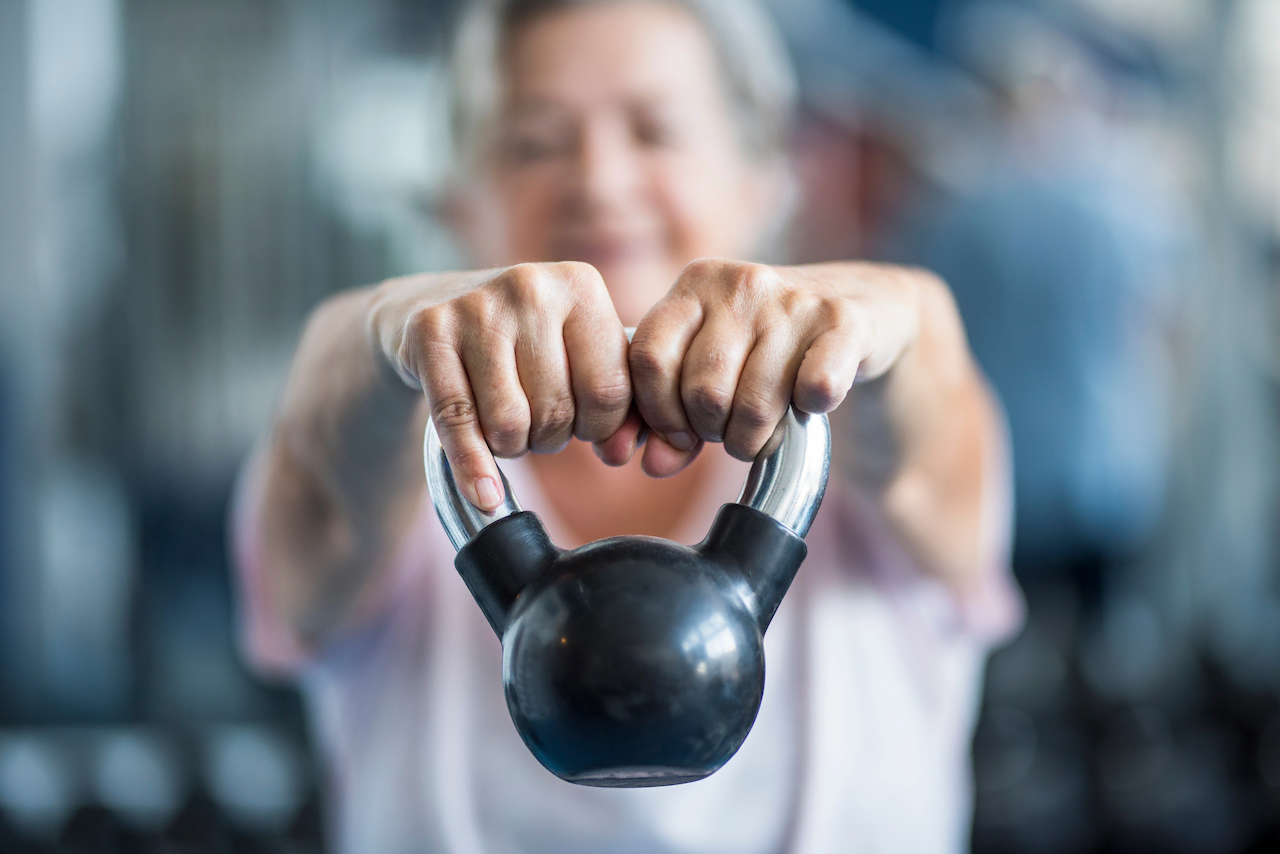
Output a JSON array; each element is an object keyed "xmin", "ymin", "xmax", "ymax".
[{"xmin": 234, "ymin": 0, "xmax": 1020, "ymax": 851}]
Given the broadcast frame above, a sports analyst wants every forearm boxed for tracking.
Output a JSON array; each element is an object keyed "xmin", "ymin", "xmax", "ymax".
[
  {"xmin": 248, "ymin": 261, "xmax": 637, "ymax": 649},
  {"xmin": 829, "ymin": 267, "xmax": 1004, "ymax": 591},
  {"xmin": 256, "ymin": 287, "xmax": 427, "ymax": 647},
  {"xmin": 625, "ymin": 257, "xmax": 1005, "ymax": 591}
]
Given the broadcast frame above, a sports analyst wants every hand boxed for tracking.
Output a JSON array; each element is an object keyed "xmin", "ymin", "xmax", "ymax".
[
  {"xmin": 368, "ymin": 263, "xmax": 635, "ymax": 510},
  {"xmin": 629, "ymin": 258, "xmax": 922, "ymax": 477}
]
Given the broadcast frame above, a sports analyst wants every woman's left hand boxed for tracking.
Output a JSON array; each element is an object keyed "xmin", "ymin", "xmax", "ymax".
[{"xmin": 610, "ymin": 258, "xmax": 926, "ymax": 477}]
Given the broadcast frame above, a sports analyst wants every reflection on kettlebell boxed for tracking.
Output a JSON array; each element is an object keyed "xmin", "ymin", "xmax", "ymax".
[{"xmin": 424, "ymin": 407, "xmax": 830, "ymax": 788}]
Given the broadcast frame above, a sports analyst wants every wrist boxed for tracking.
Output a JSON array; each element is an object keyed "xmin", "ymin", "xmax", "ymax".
[{"xmin": 365, "ymin": 276, "xmax": 431, "ymax": 397}]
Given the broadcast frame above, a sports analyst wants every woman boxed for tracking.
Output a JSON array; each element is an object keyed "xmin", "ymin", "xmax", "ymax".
[{"xmin": 234, "ymin": 0, "xmax": 1020, "ymax": 851}]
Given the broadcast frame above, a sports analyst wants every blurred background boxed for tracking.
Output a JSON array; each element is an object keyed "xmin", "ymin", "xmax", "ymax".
[{"xmin": 0, "ymin": 0, "xmax": 1277, "ymax": 851}]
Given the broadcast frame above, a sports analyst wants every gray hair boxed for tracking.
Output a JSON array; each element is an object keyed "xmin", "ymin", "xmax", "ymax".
[{"xmin": 448, "ymin": 0, "xmax": 797, "ymax": 172}]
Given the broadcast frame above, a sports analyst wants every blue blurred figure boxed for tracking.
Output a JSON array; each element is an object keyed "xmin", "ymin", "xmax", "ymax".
[{"xmin": 901, "ymin": 2, "xmax": 1184, "ymax": 591}]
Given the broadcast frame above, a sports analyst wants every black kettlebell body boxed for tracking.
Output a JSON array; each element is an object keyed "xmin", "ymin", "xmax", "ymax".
[{"xmin": 427, "ymin": 408, "xmax": 829, "ymax": 787}]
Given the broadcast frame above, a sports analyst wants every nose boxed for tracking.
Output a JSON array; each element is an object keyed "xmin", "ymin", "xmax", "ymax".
[{"xmin": 571, "ymin": 116, "xmax": 642, "ymax": 215}]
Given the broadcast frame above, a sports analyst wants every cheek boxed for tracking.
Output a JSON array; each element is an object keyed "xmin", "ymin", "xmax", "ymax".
[
  {"xmin": 655, "ymin": 152, "xmax": 763, "ymax": 261},
  {"xmin": 472, "ymin": 175, "xmax": 560, "ymax": 265}
]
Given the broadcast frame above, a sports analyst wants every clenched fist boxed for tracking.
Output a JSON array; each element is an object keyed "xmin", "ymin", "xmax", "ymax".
[
  {"xmin": 369, "ymin": 257, "xmax": 923, "ymax": 510},
  {"xmin": 369, "ymin": 262, "xmax": 633, "ymax": 511}
]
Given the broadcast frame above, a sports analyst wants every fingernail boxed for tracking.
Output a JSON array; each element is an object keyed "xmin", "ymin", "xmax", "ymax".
[
  {"xmin": 665, "ymin": 431, "xmax": 696, "ymax": 451},
  {"xmin": 475, "ymin": 476, "xmax": 502, "ymax": 509}
]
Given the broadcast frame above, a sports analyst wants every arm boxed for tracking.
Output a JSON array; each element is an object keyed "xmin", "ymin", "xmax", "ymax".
[
  {"xmin": 250, "ymin": 286, "xmax": 429, "ymax": 651},
  {"xmin": 245, "ymin": 264, "xmax": 632, "ymax": 652},
  {"xmin": 833, "ymin": 266, "xmax": 1004, "ymax": 592},
  {"xmin": 629, "ymin": 259, "xmax": 1004, "ymax": 592}
]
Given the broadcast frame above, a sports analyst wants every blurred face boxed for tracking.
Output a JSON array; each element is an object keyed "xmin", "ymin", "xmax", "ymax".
[{"xmin": 456, "ymin": 1, "xmax": 783, "ymax": 324}]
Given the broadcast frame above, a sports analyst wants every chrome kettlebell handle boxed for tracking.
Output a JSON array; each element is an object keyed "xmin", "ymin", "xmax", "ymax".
[{"xmin": 424, "ymin": 406, "xmax": 830, "ymax": 551}]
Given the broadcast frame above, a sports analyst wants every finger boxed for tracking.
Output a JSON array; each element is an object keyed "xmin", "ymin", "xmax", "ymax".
[
  {"xmin": 592, "ymin": 405, "xmax": 646, "ymax": 466},
  {"xmin": 722, "ymin": 330, "xmax": 802, "ymax": 461},
  {"xmin": 794, "ymin": 327, "xmax": 864, "ymax": 414},
  {"xmin": 514, "ymin": 317, "xmax": 577, "ymax": 454},
  {"xmin": 421, "ymin": 343, "xmax": 505, "ymax": 511},
  {"xmin": 640, "ymin": 432, "xmax": 703, "ymax": 478},
  {"xmin": 630, "ymin": 292, "xmax": 703, "ymax": 452},
  {"xmin": 460, "ymin": 329, "xmax": 531, "ymax": 459},
  {"xmin": 679, "ymin": 315, "xmax": 754, "ymax": 444},
  {"xmin": 563, "ymin": 295, "xmax": 631, "ymax": 444}
]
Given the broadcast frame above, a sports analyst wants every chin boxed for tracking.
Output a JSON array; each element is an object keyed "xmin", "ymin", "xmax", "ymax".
[{"xmin": 596, "ymin": 262, "xmax": 681, "ymax": 327}]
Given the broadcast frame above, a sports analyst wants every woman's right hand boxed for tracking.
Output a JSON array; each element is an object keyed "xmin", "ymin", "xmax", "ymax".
[{"xmin": 367, "ymin": 262, "xmax": 636, "ymax": 511}]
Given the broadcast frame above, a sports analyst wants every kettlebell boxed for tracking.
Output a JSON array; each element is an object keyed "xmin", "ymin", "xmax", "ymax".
[{"xmin": 424, "ymin": 405, "xmax": 829, "ymax": 788}]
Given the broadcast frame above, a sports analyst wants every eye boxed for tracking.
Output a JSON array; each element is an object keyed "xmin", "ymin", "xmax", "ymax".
[
  {"xmin": 500, "ymin": 121, "xmax": 575, "ymax": 163},
  {"xmin": 632, "ymin": 111, "xmax": 682, "ymax": 148}
]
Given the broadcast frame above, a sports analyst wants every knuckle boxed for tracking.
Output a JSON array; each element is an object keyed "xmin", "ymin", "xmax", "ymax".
[
  {"xmin": 725, "ymin": 433, "xmax": 764, "ymax": 462},
  {"xmin": 454, "ymin": 291, "xmax": 498, "ymax": 328},
  {"xmin": 449, "ymin": 445, "xmax": 493, "ymax": 477},
  {"xmin": 557, "ymin": 260, "xmax": 604, "ymax": 291},
  {"xmin": 503, "ymin": 262, "xmax": 540, "ymax": 286},
  {"xmin": 407, "ymin": 305, "xmax": 453, "ymax": 350},
  {"xmin": 500, "ymin": 263, "xmax": 551, "ymax": 307},
  {"xmin": 430, "ymin": 394, "xmax": 479, "ymax": 430},
  {"xmin": 727, "ymin": 263, "xmax": 776, "ymax": 308},
  {"xmin": 532, "ymin": 393, "xmax": 576, "ymax": 431},
  {"xmin": 829, "ymin": 300, "xmax": 868, "ymax": 339},
  {"xmin": 580, "ymin": 373, "xmax": 632, "ymax": 413},
  {"xmin": 685, "ymin": 384, "xmax": 733, "ymax": 426},
  {"xmin": 733, "ymin": 388, "xmax": 778, "ymax": 430},
  {"xmin": 484, "ymin": 406, "xmax": 529, "ymax": 452},
  {"xmin": 699, "ymin": 345, "xmax": 731, "ymax": 372},
  {"xmin": 679, "ymin": 257, "xmax": 720, "ymax": 282},
  {"xmin": 628, "ymin": 342, "xmax": 672, "ymax": 383},
  {"xmin": 390, "ymin": 308, "xmax": 452, "ymax": 385},
  {"xmin": 800, "ymin": 370, "xmax": 847, "ymax": 410},
  {"xmin": 817, "ymin": 296, "xmax": 855, "ymax": 329},
  {"xmin": 529, "ymin": 397, "xmax": 575, "ymax": 452}
]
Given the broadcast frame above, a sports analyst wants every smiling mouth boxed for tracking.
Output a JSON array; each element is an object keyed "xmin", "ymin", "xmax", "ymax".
[{"xmin": 552, "ymin": 237, "xmax": 661, "ymax": 269}]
